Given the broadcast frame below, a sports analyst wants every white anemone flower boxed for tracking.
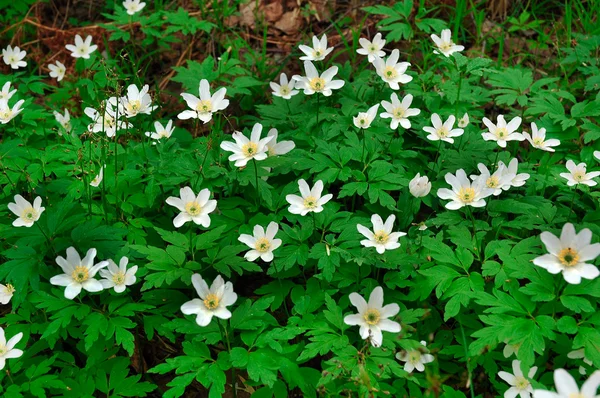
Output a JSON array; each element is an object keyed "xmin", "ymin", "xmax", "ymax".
[
  {"xmin": 65, "ymin": 35, "xmax": 98, "ymax": 59},
  {"xmin": 84, "ymin": 97, "xmax": 131, "ymax": 138},
  {"xmin": 299, "ymin": 34, "xmax": 333, "ymax": 61},
  {"xmin": 533, "ymin": 369, "xmax": 600, "ymax": 398},
  {"xmin": 8, "ymin": 195, "xmax": 44, "ymax": 227},
  {"xmin": 482, "ymin": 115, "xmax": 524, "ymax": 148},
  {"xmin": 498, "ymin": 158, "xmax": 530, "ymax": 189},
  {"xmin": 238, "ymin": 222, "xmax": 282, "ymax": 262},
  {"xmin": 0, "ymin": 82, "xmax": 16, "ymax": 102},
  {"xmin": 0, "ymin": 327, "xmax": 23, "ymax": 370},
  {"xmin": 123, "ymin": 0, "xmax": 145, "ymax": 15},
  {"xmin": 458, "ymin": 113, "xmax": 470, "ymax": 128},
  {"xmin": 437, "ymin": 169, "xmax": 494, "ymax": 210},
  {"xmin": 178, "ymin": 79, "xmax": 229, "ymax": 123},
  {"xmin": 48, "ymin": 61, "xmax": 66, "ymax": 81},
  {"xmin": 145, "ymin": 120, "xmax": 175, "ymax": 142},
  {"xmin": 372, "ymin": 49, "xmax": 412, "ymax": 90},
  {"xmin": 559, "ymin": 160, "xmax": 600, "ymax": 187},
  {"xmin": 286, "ymin": 179, "xmax": 333, "ymax": 216},
  {"xmin": 220, "ymin": 123, "xmax": 273, "ymax": 167},
  {"xmin": 0, "ymin": 283, "xmax": 15, "ymax": 304},
  {"xmin": 165, "ymin": 186, "xmax": 217, "ymax": 228},
  {"xmin": 181, "ymin": 274, "xmax": 237, "ymax": 327},
  {"xmin": 99, "ymin": 257, "xmax": 138, "ymax": 293},
  {"xmin": 343, "ymin": 286, "xmax": 400, "ymax": 347},
  {"xmin": 523, "ymin": 122, "xmax": 560, "ymax": 152},
  {"xmin": 396, "ymin": 341, "xmax": 435, "ymax": 373},
  {"xmin": 430, "ymin": 29, "xmax": 465, "ymax": 57},
  {"xmin": 423, "ymin": 114, "xmax": 464, "ymax": 144},
  {"xmin": 266, "ymin": 128, "xmax": 295, "ymax": 156},
  {"xmin": 270, "ymin": 73, "xmax": 298, "ymax": 99},
  {"xmin": 533, "ymin": 223, "xmax": 600, "ymax": 285},
  {"xmin": 90, "ymin": 165, "xmax": 105, "ymax": 187},
  {"xmin": 121, "ymin": 84, "xmax": 157, "ymax": 117},
  {"xmin": 353, "ymin": 104, "xmax": 379, "ymax": 129},
  {"xmin": 470, "ymin": 163, "xmax": 510, "ymax": 196},
  {"xmin": 0, "ymin": 98, "xmax": 25, "ymax": 124},
  {"xmin": 568, "ymin": 349, "xmax": 593, "ymax": 375},
  {"xmin": 53, "ymin": 109, "xmax": 71, "ymax": 134},
  {"xmin": 357, "ymin": 33, "xmax": 386, "ymax": 62},
  {"xmin": 49, "ymin": 247, "xmax": 108, "ymax": 300},
  {"xmin": 292, "ymin": 61, "xmax": 345, "ymax": 96},
  {"xmin": 503, "ymin": 342, "xmax": 520, "ymax": 358},
  {"xmin": 356, "ymin": 214, "xmax": 406, "ymax": 254},
  {"xmin": 380, "ymin": 93, "xmax": 420, "ymax": 129},
  {"xmin": 2, "ymin": 45, "xmax": 27, "ymax": 69},
  {"xmin": 498, "ymin": 360, "xmax": 537, "ymax": 398},
  {"xmin": 409, "ymin": 173, "xmax": 431, "ymax": 198}
]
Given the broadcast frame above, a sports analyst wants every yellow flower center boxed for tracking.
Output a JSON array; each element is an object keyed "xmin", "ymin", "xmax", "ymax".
[
  {"xmin": 486, "ymin": 176, "xmax": 499, "ymax": 188},
  {"xmin": 515, "ymin": 376, "xmax": 530, "ymax": 390},
  {"xmin": 112, "ymin": 271, "xmax": 126, "ymax": 285},
  {"xmin": 280, "ymin": 86, "xmax": 290, "ymax": 95},
  {"xmin": 303, "ymin": 196, "xmax": 318, "ymax": 209},
  {"xmin": 359, "ymin": 118, "xmax": 367, "ymax": 125},
  {"xmin": 496, "ymin": 128, "xmax": 507, "ymax": 139},
  {"xmin": 313, "ymin": 49, "xmax": 322, "ymax": 58},
  {"xmin": 393, "ymin": 107, "xmax": 405, "ymax": 118},
  {"xmin": 573, "ymin": 171, "xmax": 585, "ymax": 182},
  {"xmin": 21, "ymin": 206, "xmax": 38, "ymax": 222},
  {"xmin": 0, "ymin": 109, "xmax": 13, "ymax": 120},
  {"xmin": 71, "ymin": 265, "xmax": 90, "ymax": 283},
  {"xmin": 126, "ymin": 100, "xmax": 141, "ymax": 113},
  {"xmin": 185, "ymin": 202, "xmax": 202, "ymax": 216},
  {"xmin": 196, "ymin": 99, "xmax": 212, "ymax": 113},
  {"xmin": 242, "ymin": 142, "xmax": 258, "ymax": 157},
  {"xmin": 0, "ymin": 344, "xmax": 7, "ymax": 355},
  {"xmin": 439, "ymin": 42, "xmax": 453, "ymax": 52},
  {"xmin": 383, "ymin": 66, "xmax": 397, "ymax": 79},
  {"xmin": 437, "ymin": 127, "xmax": 449, "ymax": 138},
  {"xmin": 373, "ymin": 230, "xmax": 389, "ymax": 244},
  {"xmin": 569, "ymin": 394, "xmax": 585, "ymax": 398},
  {"xmin": 203, "ymin": 293, "xmax": 220, "ymax": 310},
  {"xmin": 255, "ymin": 237, "xmax": 271, "ymax": 253},
  {"xmin": 363, "ymin": 309, "xmax": 381, "ymax": 325},
  {"xmin": 5, "ymin": 284, "xmax": 15, "ymax": 294},
  {"xmin": 558, "ymin": 247, "xmax": 579, "ymax": 267},
  {"xmin": 309, "ymin": 77, "xmax": 326, "ymax": 92},
  {"xmin": 9, "ymin": 56, "xmax": 16, "ymax": 63},
  {"xmin": 370, "ymin": 46, "xmax": 376, "ymax": 52},
  {"xmin": 408, "ymin": 351, "xmax": 422, "ymax": 363},
  {"xmin": 458, "ymin": 187, "xmax": 476, "ymax": 203},
  {"xmin": 79, "ymin": 47, "xmax": 88, "ymax": 54},
  {"xmin": 533, "ymin": 138, "xmax": 544, "ymax": 146}
]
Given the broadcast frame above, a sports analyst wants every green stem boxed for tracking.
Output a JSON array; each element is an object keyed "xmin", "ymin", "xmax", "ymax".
[
  {"xmin": 459, "ymin": 321, "xmax": 476, "ymax": 398},
  {"xmin": 189, "ymin": 225, "xmax": 195, "ymax": 261},
  {"xmin": 36, "ymin": 221, "xmax": 56, "ymax": 256},
  {"xmin": 361, "ymin": 128, "xmax": 366, "ymax": 166},
  {"xmin": 567, "ymin": 187, "xmax": 577, "ymax": 223},
  {"xmin": 219, "ymin": 321, "xmax": 237, "ymax": 398},
  {"xmin": 466, "ymin": 206, "xmax": 479, "ymax": 258},
  {"xmin": 434, "ymin": 140, "xmax": 443, "ymax": 173},
  {"xmin": 253, "ymin": 158, "xmax": 260, "ymax": 208}
]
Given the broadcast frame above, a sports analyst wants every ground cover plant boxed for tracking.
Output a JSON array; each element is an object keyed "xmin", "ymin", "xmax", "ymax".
[{"xmin": 1, "ymin": 0, "xmax": 600, "ymax": 396}]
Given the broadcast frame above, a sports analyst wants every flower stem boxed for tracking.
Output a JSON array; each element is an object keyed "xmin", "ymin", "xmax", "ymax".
[
  {"xmin": 219, "ymin": 320, "xmax": 237, "ymax": 398},
  {"xmin": 253, "ymin": 158, "xmax": 260, "ymax": 208},
  {"xmin": 466, "ymin": 206, "xmax": 479, "ymax": 258},
  {"xmin": 36, "ymin": 221, "xmax": 56, "ymax": 256},
  {"xmin": 567, "ymin": 187, "xmax": 577, "ymax": 223},
  {"xmin": 189, "ymin": 225, "xmax": 195, "ymax": 262},
  {"xmin": 434, "ymin": 140, "xmax": 443, "ymax": 173}
]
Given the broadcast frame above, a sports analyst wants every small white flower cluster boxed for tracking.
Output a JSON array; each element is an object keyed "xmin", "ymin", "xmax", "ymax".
[{"xmin": 0, "ymin": 81, "xmax": 25, "ymax": 124}]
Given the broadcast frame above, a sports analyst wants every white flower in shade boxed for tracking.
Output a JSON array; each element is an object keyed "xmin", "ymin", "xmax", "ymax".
[
  {"xmin": 8, "ymin": 195, "xmax": 44, "ymax": 227},
  {"xmin": 396, "ymin": 341, "xmax": 435, "ymax": 373},
  {"xmin": 594, "ymin": 151, "xmax": 600, "ymax": 162},
  {"xmin": 166, "ymin": 187, "xmax": 217, "ymax": 228},
  {"xmin": 286, "ymin": 179, "xmax": 333, "ymax": 216},
  {"xmin": 380, "ymin": 93, "xmax": 420, "ymax": 129},
  {"xmin": 533, "ymin": 369, "xmax": 600, "ymax": 398},
  {"xmin": 357, "ymin": 33, "xmax": 386, "ymax": 62},
  {"xmin": 372, "ymin": 49, "xmax": 412, "ymax": 90},
  {"xmin": 409, "ymin": 173, "xmax": 431, "ymax": 198},
  {"xmin": 238, "ymin": 222, "xmax": 282, "ymax": 262},
  {"xmin": 0, "ymin": 82, "xmax": 16, "ymax": 102},
  {"xmin": 357, "ymin": 214, "xmax": 406, "ymax": 254},
  {"xmin": 0, "ymin": 327, "xmax": 23, "ymax": 370},
  {"xmin": 49, "ymin": 247, "xmax": 108, "ymax": 300},
  {"xmin": 65, "ymin": 35, "xmax": 98, "ymax": 59},
  {"xmin": 343, "ymin": 286, "xmax": 400, "ymax": 347},
  {"xmin": 568, "ymin": 349, "xmax": 593, "ymax": 375},
  {"xmin": 266, "ymin": 128, "xmax": 295, "ymax": 156},
  {"xmin": 0, "ymin": 283, "xmax": 15, "ymax": 304},
  {"xmin": 423, "ymin": 114, "xmax": 464, "ymax": 144},
  {"xmin": 180, "ymin": 274, "xmax": 237, "ymax": 327},
  {"xmin": 2, "ymin": 45, "xmax": 26, "ymax": 69},
  {"xmin": 220, "ymin": 123, "xmax": 273, "ymax": 167},
  {"xmin": 533, "ymin": 223, "xmax": 600, "ymax": 285},
  {"xmin": 90, "ymin": 165, "xmax": 105, "ymax": 187},
  {"xmin": 292, "ymin": 61, "xmax": 345, "ymax": 96},
  {"xmin": 178, "ymin": 79, "xmax": 229, "ymax": 123},
  {"xmin": 560, "ymin": 160, "xmax": 600, "ymax": 187},
  {"xmin": 99, "ymin": 257, "xmax": 138, "ymax": 293},
  {"xmin": 523, "ymin": 122, "xmax": 560, "ymax": 152},
  {"xmin": 84, "ymin": 97, "xmax": 131, "ymax": 138},
  {"xmin": 48, "ymin": 61, "xmax": 66, "ymax": 81},
  {"xmin": 437, "ymin": 169, "xmax": 494, "ymax": 210},
  {"xmin": 123, "ymin": 0, "xmax": 145, "ymax": 15},
  {"xmin": 470, "ymin": 163, "xmax": 510, "ymax": 196},
  {"xmin": 503, "ymin": 342, "xmax": 520, "ymax": 358},
  {"xmin": 417, "ymin": 222, "xmax": 428, "ymax": 231},
  {"xmin": 430, "ymin": 29, "xmax": 465, "ymax": 57},
  {"xmin": 458, "ymin": 113, "xmax": 470, "ymax": 128},
  {"xmin": 299, "ymin": 34, "xmax": 333, "ymax": 61},
  {"xmin": 353, "ymin": 104, "xmax": 379, "ymax": 129},
  {"xmin": 121, "ymin": 84, "xmax": 157, "ymax": 117},
  {"xmin": 145, "ymin": 120, "xmax": 175, "ymax": 142},
  {"xmin": 499, "ymin": 158, "xmax": 530, "ymax": 189},
  {"xmin": 0, "ymin": 98, "xmax": 25, "ymax": 124},
  {"xmin": 498, "ymin": 360, "xmax": 537, "ymax": 398},
  {"xmin": 482, "ymin": 115, "xmax": 524, "ymax": 148},
  {"xmin": 270, "ymin": 73, "xmax": 298, "ymax": 100},
  {"xmin": 53, "ymin": 109, "xmax": 71, "ymax": 134}
]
